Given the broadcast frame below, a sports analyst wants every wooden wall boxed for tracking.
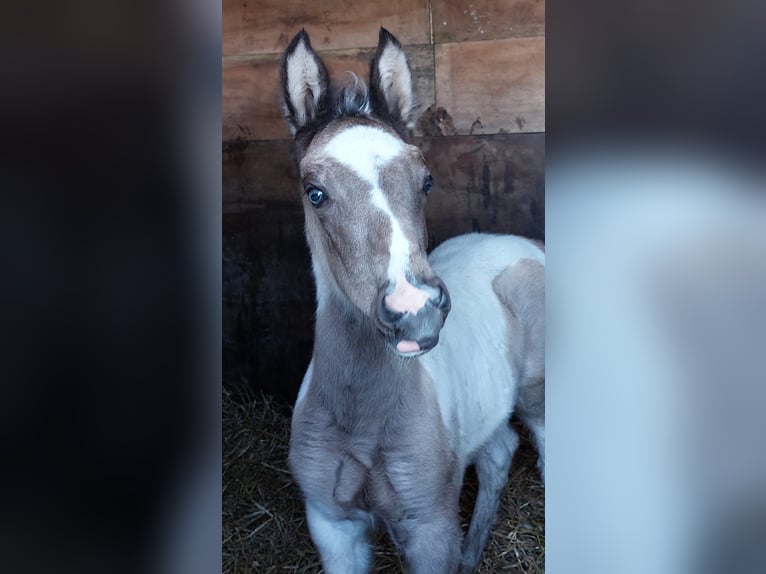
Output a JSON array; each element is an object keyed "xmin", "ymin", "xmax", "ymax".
[{"xmin": 223, "ymin": 0, "xmax": 545, "ymax": 399}]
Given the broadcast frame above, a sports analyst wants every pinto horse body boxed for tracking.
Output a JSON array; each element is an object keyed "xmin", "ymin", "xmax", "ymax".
[{"xmin": 281, "ymin": 28, "xmax": 544, "ymax": 574}]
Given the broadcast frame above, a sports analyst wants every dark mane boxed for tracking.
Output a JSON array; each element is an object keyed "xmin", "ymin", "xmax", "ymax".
[{"xmin": 334, "ymin": 73, "xmax": 371, "ymax": 118}]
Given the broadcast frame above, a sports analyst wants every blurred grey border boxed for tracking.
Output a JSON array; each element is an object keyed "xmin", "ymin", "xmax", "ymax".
[
  {"xmin": 546, "ymin": 0, "xmax": 766, "ymax": 572},
  {"xmin": 1, "ymin": 0, "xmax": 765, "ymax": 573},
  {"xmin": 0, "ymin": 0, "xmax": 221, "ymax": 573}
]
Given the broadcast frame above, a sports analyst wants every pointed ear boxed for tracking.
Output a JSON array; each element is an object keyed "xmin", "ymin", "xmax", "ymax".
[
  {"xmin": 281, "ymin": 30, "xmax": 330, "ymax": 134},
  {"xmin": 369, "ymin": 28, "xmax": 415, "ymax": 127}
]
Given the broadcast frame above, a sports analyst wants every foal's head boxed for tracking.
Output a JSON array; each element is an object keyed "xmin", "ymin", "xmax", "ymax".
[{"xmin": 281, "ymin": 28, "xmax": 451, "ymax": 357}]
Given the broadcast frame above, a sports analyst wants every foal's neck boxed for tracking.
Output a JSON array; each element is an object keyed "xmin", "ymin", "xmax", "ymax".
[
  {"xmin": 311, "ymin": 288, "xmax": 419, "ymax": 425},
  {"xmin": 314, "ymin": 290, "xmax": 402, "ymax": 374}
]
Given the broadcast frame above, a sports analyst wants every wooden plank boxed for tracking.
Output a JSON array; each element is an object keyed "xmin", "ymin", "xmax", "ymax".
[
  {"xmin": 435, "ymin": 36, "xmax": 544, "ymax": 135},
  {"xmin": 223, "ymin": 55, "xmax": 285, "ymax": 142},
  {"xmin": 222, "ymin": 139, "xmax": 311, "ymax": 394},
  {"xmin": 223, "ymin": 134, "xmax": 544, "ymax": 394},
  {"xmin": 222, "ymin": 139, "xmax": 297, "ymax": 210},
  {"xmin": 223, "ymin": 46, "xmax": 435, "ymax": 142},
  {"xmin": 420, "ymin": 133, "xmax": 545, "ymax": 242},
  {"xmin": 432, "ymin": 0, "xmax": 544, "ymax": 43},
  {"xmin": 223, "ymin": 0, "xmax": 430, "ymax": 57},
  {"xmin": 222, "ymin": 136, "xmax": 544, "ymax": 233},
  {"xmin": 223, "ymin": 207, "xmax": 316, "ymax": 396}
]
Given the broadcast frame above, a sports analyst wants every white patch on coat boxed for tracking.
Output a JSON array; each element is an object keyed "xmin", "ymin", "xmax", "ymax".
[
  {"xmin": 418, "ymin": 233, "xmax": 546, "ymax": 465},
  {"xmin": 323, "ymin": 125, "xmax": 404, "ymax": 182},
  {"xmin": 285, "ymin": 39, "xmax": 323, "ymax": 130},
  {"xmin": 324, "ymin": 126, "xmax": 411, "ymax": 281},
  {"xmin": 305, "ymin": 501, "xmax": 372, "ymax": 572}
]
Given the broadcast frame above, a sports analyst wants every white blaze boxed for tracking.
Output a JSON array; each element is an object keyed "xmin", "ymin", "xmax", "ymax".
[{"xmin": 324, "ymin": 126, "xmax": 411, "ymax": 280}]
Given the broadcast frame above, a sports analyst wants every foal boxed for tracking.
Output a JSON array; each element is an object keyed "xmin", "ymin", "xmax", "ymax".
[{"xmin": 281, "ymin": 28, "xmax": 545, "ymax": 574}]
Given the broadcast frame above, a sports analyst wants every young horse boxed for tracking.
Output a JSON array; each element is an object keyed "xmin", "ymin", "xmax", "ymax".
[{"xmin": 281, "ymin": 28, "xmax": 545, "ymax": 574}]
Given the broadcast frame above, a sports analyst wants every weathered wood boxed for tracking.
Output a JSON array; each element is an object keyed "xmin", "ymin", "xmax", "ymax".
[
  {"xmin": 421, "ymin": 133, "xmax": 545, "ymax": 243},
  {"xmin": 223, "ymin": 208, "xmax": 316, "ymax": 397},
  {"xmin": 222, "ymin": 139, "xmax": 296, "ymax": 210},
  {"xmin": 222, "ymin": 139, "xmax": 309, "ymax": 394},
  {"xmin": 222, "ymin": 135, "xmax": 544, "ymax": 235},
  {"xmin": 223, "ymin": 134, "xmax": 544, "ymax": 391},
  {"xmin": 223, "ymin": 46, "xmax": 435, "ymax": 142},
  {"xmin": 223, "ymin": 0, "xmax": 430, "ymax": 57},
  {"xmin": 222, "ymin": 56, "xmax": 285, "ymax": 142},
  {"xmin": 432, "ymin": 0, "xmax": 544, "ymax": 43},
  {"xmin": 435, "ymin": 37, "xmax": 544, "ymax": 134}
]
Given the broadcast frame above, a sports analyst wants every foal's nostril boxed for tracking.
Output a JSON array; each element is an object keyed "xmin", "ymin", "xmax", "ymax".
[
  {"xmin": 430, "ymin": 283, "xmax": 451, "ymax": 314},
  {"xmin": 380, "ymin": 304, "xmax": 403, "ymax": 327},
  {"xmin": 376, "ymin": 287, "xmax": 403, "ymax": 328}
]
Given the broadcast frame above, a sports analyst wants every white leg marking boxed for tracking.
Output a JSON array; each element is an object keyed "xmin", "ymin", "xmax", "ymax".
[{"xmin": 305, "ymin": 502, "xmax": 371, "ymax": 574}]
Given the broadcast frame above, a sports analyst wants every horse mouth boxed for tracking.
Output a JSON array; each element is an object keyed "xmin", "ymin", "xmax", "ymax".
[
  {"xmin": 375, "ymin": 290, "xmax": 449, "ymax": 358},
  {"xmin": 389, "ymin": 333, "xmax": 441, "ymax": 358}
]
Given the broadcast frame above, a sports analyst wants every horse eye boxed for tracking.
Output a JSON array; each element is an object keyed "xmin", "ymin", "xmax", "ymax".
[
  {"xmin": 306, "ymin": 186, "xmax": 326, "ymax": 207},
  {"xmin": 422, "ymin": 175, "xmax": 433, "ymax": 194}
]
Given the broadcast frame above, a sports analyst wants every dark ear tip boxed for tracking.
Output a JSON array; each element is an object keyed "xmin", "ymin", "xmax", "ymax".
[
  {"xmin": 378, "ymin": 27, "xmax": 401, "ymax": 47},
  {"xmin": 286, "ymin": 28, "xmax": 311, "ymax": 54}
]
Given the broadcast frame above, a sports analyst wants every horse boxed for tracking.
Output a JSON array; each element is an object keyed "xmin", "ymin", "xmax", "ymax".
[{"xmin": 280, "ymin": 27, "xmax": 545, "ymax": 574}]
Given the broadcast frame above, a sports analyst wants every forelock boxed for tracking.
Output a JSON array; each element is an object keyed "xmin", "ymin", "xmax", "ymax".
[{"xmin": 335, "ymin": 73, "xmax": 371, "ymax": 118}]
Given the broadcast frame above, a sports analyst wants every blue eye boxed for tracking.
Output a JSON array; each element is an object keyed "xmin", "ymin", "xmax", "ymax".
[
  {"xmin": 422, "ymin": 175, "xmax": 433, "ymax": 194},
  {"xmin": 306, "ymin": 186, "xmax": 326, "ymax": 207}
]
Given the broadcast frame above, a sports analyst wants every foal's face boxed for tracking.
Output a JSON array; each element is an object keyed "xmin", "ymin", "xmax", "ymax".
[
  {"xmin": 281, "ymin": 28, "xmax": 451, "ymax": 355},
  {"xmin": 300, "ymin": 119, "xmax": 450, "ymax": 356}
]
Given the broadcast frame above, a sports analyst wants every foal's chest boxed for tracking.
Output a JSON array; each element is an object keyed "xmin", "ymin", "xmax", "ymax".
[{"xmin": 291, "ymin": 387, "xmax": 459, "ymax": 523}]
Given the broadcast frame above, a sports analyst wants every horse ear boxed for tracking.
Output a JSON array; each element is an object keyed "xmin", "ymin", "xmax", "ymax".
[
  {"xmin": 370, "ymin": 28, "xmax": 415, "ymax": 127},
  {"xmin": 281, "ymin": 29, "xmax": 330, "ymax": 134}
]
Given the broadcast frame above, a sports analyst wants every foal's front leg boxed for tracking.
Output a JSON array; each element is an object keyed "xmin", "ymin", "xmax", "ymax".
[
  {"xmin": 379, "ymin": 455, "xmax": 463, "ymax": 574},
  {"xmin": 305, "ymin": 501, "xmax": 372, "ymax": 574},
  {"xmin": 390, "ymin": 512, "xmax": 463, "ymax": 574}
]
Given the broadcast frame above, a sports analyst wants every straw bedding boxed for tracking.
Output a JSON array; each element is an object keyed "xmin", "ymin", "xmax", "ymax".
[{"xmin": 223, "ymin": 382, "xmax": 544, "ymax": 573}]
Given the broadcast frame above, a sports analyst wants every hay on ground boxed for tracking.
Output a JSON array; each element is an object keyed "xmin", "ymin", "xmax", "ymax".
[{"xmin": 223, "ymin": 382, "xmax": 544, "ymax": 573}]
